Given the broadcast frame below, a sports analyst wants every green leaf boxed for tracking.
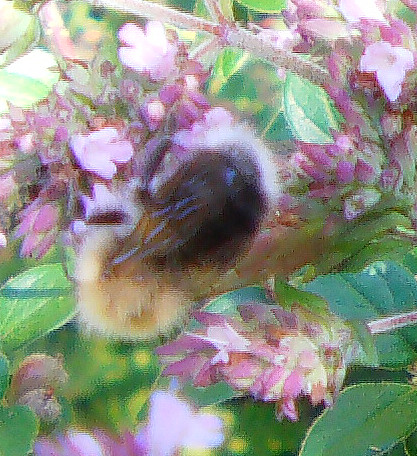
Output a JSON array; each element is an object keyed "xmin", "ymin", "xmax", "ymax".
[
  {"xmin": 405, "ymin": 429, "xmax": 417, "ymax": 456},
  {"xmin": 256, "ymin": 107, "xmax": 293, "ymax": 141},
  {"xmin": 0, "ymin": 264, "xmax": 76, "ymax": 353},
  {"xmin": 182, "ymin": 381, "xmax": 239, "ymax": 407},
  {"xmin": 0, "ymin": 405, "xmax": 38, "ymax": 456},
  {"xmin": 0, "ymin": 353, "xmax": 9, "ymax": 399},
  {"xmin": 284, "ymin": 72, "xmax": 342, "ymax": 144},
  {"xmin": 0, "ymin": 71, "xmax": 50, "ymax": 113},
  {"xmin": 205, "ymin": 286, "xmax": 272, "ymax": 315},
  {"xmin": 234, "ymin": 0, "xmax": 286, "ymax": 13},
  {"xmin": 305, "ymin": 261, "xmax": 417, "ymax": 366},
  {"xmin": 0, "ymin": 0, "xmax": 40, "ymax": 68},
  {"xmin": 316, "ymin": 212, "xmax": 412, "ymax": 274},
  {"xmin": 208, "ymin": 48, "xmax": 249, "ymax": 95},
  {"xmin": 274, "ymin": 279, "xmax": 328, "ymax": 312},
  {"xmin": 300, "ymin": 383, "xmax": 417, "ymax": 456}
]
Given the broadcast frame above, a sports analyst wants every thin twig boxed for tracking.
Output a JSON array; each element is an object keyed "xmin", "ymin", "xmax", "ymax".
[
  {"xmin": 225, "ymin": 27, "xmax": 332, "ymax": 86},
  {"xmin": 367, "ymin": 310, "xmax": 417, "ymax": 334},
  {"xmin": 85, "ymin": 0, "xmax": 332, "ymax": 86}
]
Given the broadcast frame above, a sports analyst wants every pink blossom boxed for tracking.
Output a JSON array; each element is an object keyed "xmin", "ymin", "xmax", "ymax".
[
  {"xmin": 344, "ymin": 188, "xmax": 381, "ymax": 220},
  {"xmin": 15, "ymin": 203, "xmax": 60, "ymax": 257},
  {"xmin": 336, "ymin": 160, "xmax": 355, "ymax": 183},
  {"xmin": 75, "ymin": 183, "xmax": 139, "ymax": 237},
  {"xmin": 136, "ymin": 390, "xmax": 224, "ymax": 455},
  {"xmin": 157, "ymin": 306, "xmax": 354, "ymax": 421},
  {"xmin": 360, "ymin": 41, "xmax": 414, "ymax": 101},
  {"xmin": 35, "ymin": 391, "xmax": 223, "ymax": 456},
  {"xmin": 0, "ymin": 232, "xmax": 6, "ymax": 248},
  {"xmin": 173, "ymin": 107, "xmax": 234, "ymax": 148},
  {"xmin": 118, "ymin": 22, "xmax": 177, "ymax": 81},
  {"xmin": 339, "ymin": 0, "xmax": 386, "ymax": 23},
  {"xmin": 141, "ymin": 98, "xmax": 166, "ymax": 131},
  {"xmin": 191, "ymin": 318, "xmax": 251, "ymax": 364},
  {"xmin": 34, "ymin": 431, "xmax": 118, "ymax": 456},
  {"xmin": 81, "ymin": 183, "xmax": 122, "ymax": 219},
  {"xmin": 0, "ymin": 172, "xmax": 16, "ymax": 201},
  {"xmin": 299, "ymin": 19, "xmax": 350, "ymax": 40},
  {"xmin": 71, "ymin": 128, "xmax": 134, "ymax": 179},
  {"xmin": 16, "ymin": 204, "xmax": 59, "ymax": 237}
]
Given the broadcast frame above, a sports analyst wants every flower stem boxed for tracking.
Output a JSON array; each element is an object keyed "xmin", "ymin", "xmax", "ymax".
[
  {"xmin": 85, "ymin": 0, "xmax": 332, "ymax": 86},
  {"xmin": 367, "ymin": 310, "xmax": 417, "ymax": 334}
]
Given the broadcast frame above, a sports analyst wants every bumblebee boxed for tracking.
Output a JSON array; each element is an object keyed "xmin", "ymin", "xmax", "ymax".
[{"xmin": 75, "ymin": 125, "xmax": 280, "ymax": 338}]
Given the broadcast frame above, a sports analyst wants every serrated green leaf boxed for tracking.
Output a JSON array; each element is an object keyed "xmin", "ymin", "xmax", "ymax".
[
  {"xmin": 0, "ymin": 405, "xmax": 38, "ymax": 456},
  {"xmin": 305, "ymin": 261, "xmax": 417, "ymax": 366},
  {"xmin": 0, "ymin": 264, "xmax": 76, "ymax": 353},
  {"xmin": 234, "ymin": 0, "xmax": 286, "ymax": 13},
  {"xmin": 284, "ymin": 72, "xmax": 342, "ymax": 144},
  {"xmin": 300, "ymin": 383, "xmax": 417, "ymax": 456},
  {"xmin": 0, "ymin": 353, "xmax": 9, "ymax": 399}
]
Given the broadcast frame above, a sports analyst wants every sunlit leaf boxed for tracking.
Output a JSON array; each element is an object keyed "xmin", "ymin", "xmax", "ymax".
[
  {"xmin": 305, "ymin": 261, "xmax": 417, "ymax": 366},
  {"xmin": 0, "ymin": 0, "xmax": 40, "ymax": 68},
  {"xmin": 300, "ymin": 383, "xmax": 417, "ymax": 456},
  {"xmin": 284, "ymin": 72, "xmax": 342, "ymax": 143},
  {"xmin": 208, "ymin": 48, "xmax": 249, "ymax": 95},
  {"xmin": 0, "ymin": 264, "xmax": 75, "ymax": 353},
  {"xmin": 234, "ymin": 0, "xmax": 286, "ymax": 13}
]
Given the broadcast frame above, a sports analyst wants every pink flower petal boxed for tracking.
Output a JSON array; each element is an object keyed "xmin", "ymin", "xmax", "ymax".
[
  {"xmin": 360, "ymin": 41, "xmax": 414, "ymax": 101},
  {"xmin": 339, "ymin": 0, "xmax": 386, "ymax": 23}
]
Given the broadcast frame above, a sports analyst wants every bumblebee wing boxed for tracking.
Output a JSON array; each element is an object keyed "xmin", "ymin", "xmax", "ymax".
[
  {"xmin": 111, "ymin": 165, "xmax": 222, "ymax": 269},
  {"xmin": 111, "ymin": 153, "xmax": 265, "ymax": 270}
]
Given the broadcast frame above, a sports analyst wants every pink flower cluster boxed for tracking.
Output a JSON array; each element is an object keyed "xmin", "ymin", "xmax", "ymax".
[
  {"xmin": 293, "ymin": 129, "xmax": 384, "ymax": 220},
  {"xmin": 285, "ymin": 0, "xmax": 415, "ymax": 103},
  {"xmin": 71, "ymin": 127, "xmax": 134, "ymax": 180},
  {"xmin": 34, "ymin": 390, "xmax": 224, "ymax": 456},
  {"xmin": 156, "ymin": 305, "xmax": 353, "ymax": 421}
]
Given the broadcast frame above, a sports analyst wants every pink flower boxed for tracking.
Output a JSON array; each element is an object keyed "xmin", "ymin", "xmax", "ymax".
[
  {"xmin": 344, "ymin": 188, "xmax": 381, "ymax": 220},
  {"xmin": 0, "ymin": 232, "xmax": 6, "ymax": 248},
  {"xmin": 35, "ymin": 431, "xmax": 109, "ymax": 456},
  {"xmin": 118, "ymin": 22, "xmax": 177, "ymax": 81},
  {"xmin": 16, "ymin": 203, "xmax": 60, "ymax": 258},
  {"xmin": 136, "ymin": 390, "xmax": 224, "ymax": 455},
  {"xmin": 173, "ymin": 107, "xmax": 234, "ymax": 148},
  {"xmin": 339, "ymin": 0, "xmax": 386, "ymax": 23},
  {"xmin": 73, "ymin": 183, "xmax": 139, "ymax": 237},
  {"xmin": 0, "ymin": 171, "xmax": 16, "ymax": 202},
  {"xmin": 157, "ymin": 305, "xmax": 354, "ymax": 421},
  {"xmin": 71, "ymin": 128, "xmax": 134, "ymax": 179},
  {"xmin": 81, "ymin": 183, "xmax": 123, "ymax": 220},
  {"xmin": 360, "ymin": 41, "xmax": 415, "ymax": 101}
]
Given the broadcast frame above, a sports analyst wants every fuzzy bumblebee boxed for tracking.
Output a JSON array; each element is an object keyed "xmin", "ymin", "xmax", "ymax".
[{"xmin": 74, "ymin": 125, "xmax": 280, "ymax": 338}]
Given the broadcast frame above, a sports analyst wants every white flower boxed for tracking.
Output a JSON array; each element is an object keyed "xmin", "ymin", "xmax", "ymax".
[
  {"xmin": 118, "ymin": 22, "xmax": 177, "ymax": 81},
  {"xmin": 360, "ymin": 41, "xmax": 414, "ymax": 101}
]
